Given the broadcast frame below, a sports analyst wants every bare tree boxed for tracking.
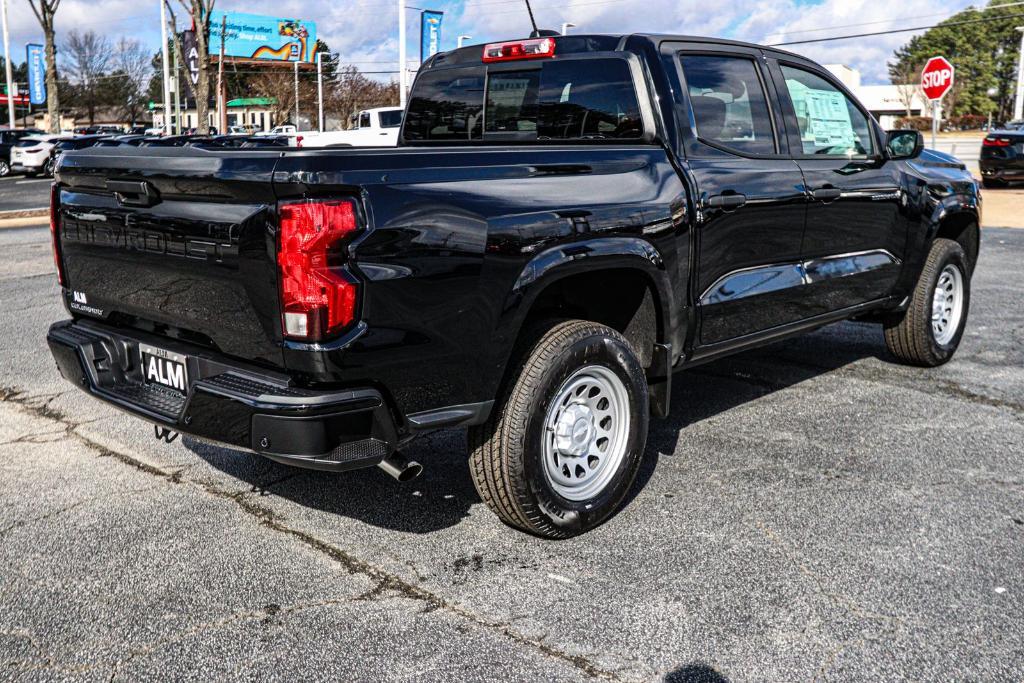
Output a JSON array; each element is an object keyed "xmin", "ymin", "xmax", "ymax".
[
  {"xmin": 249, "ymin": 67, "xmax": 313, "ymax": 127},
  {"xmin": 27, "ymin": 0, "xmax": 62, "ymax": 132},
  {"xmin": 890, "ymin": 60, "xmax": 923, "ymax": 117},
  {"xmin": 63, "ymin": 30, "xmax": 111, "ymax": 125},
  {"xmin": 112, "ymin": 38, "xmax": 151, "ymax": 125},
  {"xmin": 164, "ymin": 0, "xmax": 215, "ymax": 131},
  {"xmin": 327, "ymin": 65, "xmax": 399, "ymax": 129}
]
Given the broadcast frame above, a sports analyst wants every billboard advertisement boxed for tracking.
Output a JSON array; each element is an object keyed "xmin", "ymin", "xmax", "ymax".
[
  {"xmin": 420, "ymin": 10, "xmax": 443, "ymax": 62},
  {"xmin": 209, "ymin": 11, "xmax": 317, "ymax": 63},
  {"xmin": 26, "ymin": 44, "xmax": 46, "ymax": 105}
]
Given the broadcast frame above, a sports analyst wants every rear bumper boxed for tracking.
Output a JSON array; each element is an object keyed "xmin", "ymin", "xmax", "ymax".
[
  {"xmin": 46, "ymin": 319, "xmax": 400, "ymax": 472},
  {"xmin": 979, "ymin": 156, "xmax": 1024, "ymax": 179}
]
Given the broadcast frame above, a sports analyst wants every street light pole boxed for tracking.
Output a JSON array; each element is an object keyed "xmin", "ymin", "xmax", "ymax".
[
  {"xmin": 1, "ymin": 0, "xmax": 15, "ymax": 129},
  {"xmin": 398, "ymin": 0, "xmax": 407, "ymax": 108},
  {"xmin": 317, "ymin": 52, "xmax": 325, "ymax": 133},
  {"xmin": 160, "ymin": 0, "xmax": 172, "ymax": 135},
  {"xmin": 457, "ymin": 35, "xmax": 472, "ymax": 48},
  {"xmin": 1014, "ymin": 27, "xmax": 1024, "ymax": 122},
  {"xmin": 561, "ymin": 22, "xmax": 576, "ymax": 35}
]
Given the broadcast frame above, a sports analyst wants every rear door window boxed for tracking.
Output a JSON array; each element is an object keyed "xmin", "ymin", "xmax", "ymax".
[
  {"xmin": 404, "ymin": 57, "xmax": 644, "ymax": 142},
  {"xmin": 678, "ymin": 54, "xmax": 776, "ymax": 155},
  {"xmin": 779, "ymin": 65, "xmax": 874, "ymax": 157}
]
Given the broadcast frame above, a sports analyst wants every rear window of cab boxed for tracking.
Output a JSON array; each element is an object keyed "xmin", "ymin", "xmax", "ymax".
[{"xmin": 403, "ymin": 57, "xmax": 644, "ymax": 142}]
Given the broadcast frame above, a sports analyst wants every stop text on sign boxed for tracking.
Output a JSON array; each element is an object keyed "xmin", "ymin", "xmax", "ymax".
[{"xmin": 921, "ymin": 56, "xmax": 954, "ymax": 101}]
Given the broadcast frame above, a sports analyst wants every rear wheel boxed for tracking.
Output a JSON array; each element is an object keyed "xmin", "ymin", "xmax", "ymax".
[
  {"xmin": 468, "ymin": 320, "xmax": 649, "ymax": 538},
  {"xmin": 982, "ymin": 177, "xmax": 1006, "ymax": 189},
  {"xmin": 884, "ymin": 238, "xmax": 970, "ymax": 366}
]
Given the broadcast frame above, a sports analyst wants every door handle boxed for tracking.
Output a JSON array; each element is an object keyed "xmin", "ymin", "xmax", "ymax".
[
  {"xmin": 812, "ymin": 187, "xmax": 843, "ymax": 202},
  {"xmin": 707, "ymin": 193, "xmax": 747, "ymax": 210}
]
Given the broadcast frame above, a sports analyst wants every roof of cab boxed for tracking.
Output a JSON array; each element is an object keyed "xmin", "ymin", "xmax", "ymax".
[{"xmin": 424, "ymin": 33, "xmax": 810, "ymax": 70}]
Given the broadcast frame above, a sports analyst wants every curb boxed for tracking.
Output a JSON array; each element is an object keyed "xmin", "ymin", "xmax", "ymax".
[{"xmin": 0, "ymin": 208, "xmax": 48, "ymax": 229}]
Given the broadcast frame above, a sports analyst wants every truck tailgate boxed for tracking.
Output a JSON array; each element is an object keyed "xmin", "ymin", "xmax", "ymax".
[{"xmin": 55, "ymin": 147, "xmax": 284, "ymax": 365}]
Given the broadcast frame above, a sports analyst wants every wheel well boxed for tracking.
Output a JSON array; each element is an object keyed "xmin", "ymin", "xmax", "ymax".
[
  {"xmin": 519, "ymin": 269, "xmax": 661, "ymax": 368},
  {"xmin": 936, "ymin": 213, "xmax": 979, "ymax": 275}
]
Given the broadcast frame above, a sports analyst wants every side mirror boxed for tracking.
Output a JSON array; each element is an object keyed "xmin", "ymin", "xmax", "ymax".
[{"xmin": 886, "ymin": 129, "xmax": 924, "ymax": 160}]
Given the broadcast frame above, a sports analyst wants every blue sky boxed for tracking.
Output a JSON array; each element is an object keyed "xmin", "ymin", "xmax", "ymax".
[{"xmin": 4, "ymin": 0, "xmax": 977, "ymax": 85}]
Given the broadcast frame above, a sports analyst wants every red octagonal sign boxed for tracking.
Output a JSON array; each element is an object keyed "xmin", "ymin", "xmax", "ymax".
[{"xmin": 921, "ymin": 56, "xmax": 954, "ymax": 101}]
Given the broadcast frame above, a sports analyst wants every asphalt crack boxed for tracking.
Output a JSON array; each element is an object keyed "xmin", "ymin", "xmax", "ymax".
[{"xmin": 0, "ymin": 383, "xmax": 628, "ymax": 682}]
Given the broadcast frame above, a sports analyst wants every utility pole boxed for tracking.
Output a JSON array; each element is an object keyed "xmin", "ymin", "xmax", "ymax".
[
  {"xmin": 1, "ymin": 0, "xmax": 15, "ymax": 128},
  {"xmin": 217, "ymin": 15, "xmax": 226, "ymax": 134},
  {"xmin": 316, "ymin": 52, "xmax": 325, "ymax": 133},
  {"xmin": 294, "ymin": 60, "xmax": 300, "ymax": 126},
  {"xmin": 457, "ymin": 35, "xmax": 471, "ymax": 48},
  {"xmin": 398, "ymin": 0, "xmax": 407, "ymax": 108},
  {"xmin": 1014, "ymin": 27, "xmax": 1024, "ymax": 122},
  {"xmin": 561, "ymin": 22, "xmax": 576, "ymax": 35},
  {"xmin": 172, "ymin": 41, "xmax": 181, "ymax": 134},
  {"xmin": 160, "ymin": 0, "xmax": 172, "ymax": 135}
]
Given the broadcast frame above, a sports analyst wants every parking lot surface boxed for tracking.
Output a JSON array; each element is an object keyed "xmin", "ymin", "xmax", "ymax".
[
  {"xmin": 1, "ymin": 224, "xmax": 1022, "ymax": 681},
  {"xmin": 0, "ymin": 176, "xmax": 51, "ymax": 214}
]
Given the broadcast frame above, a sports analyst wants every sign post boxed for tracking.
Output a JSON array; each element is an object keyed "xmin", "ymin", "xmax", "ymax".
[
  {"xmin": 921, "ymin": 56, "xmax": 954, "ymax": 149},
  {"xmin": 2, "ymin": 0, "xmax": 14, "ymax": 128}
]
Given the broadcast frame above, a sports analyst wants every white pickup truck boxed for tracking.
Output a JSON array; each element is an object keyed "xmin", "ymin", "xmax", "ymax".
[{"xmin": 262, "ymin": 107, "xmax": 404, "ymax": 148}]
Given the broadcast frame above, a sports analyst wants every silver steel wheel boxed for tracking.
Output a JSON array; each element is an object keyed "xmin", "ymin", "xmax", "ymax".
[
  {"xmin": 0, "ymin": 160, "xmax": 8, "ymax": 177},
  {"xmin": 542, "ymin": 365, "xmax": 631, "ymax": 502},
  {"xmin": 931, "ymin": 264, "xmax": 964, "ymax": 346}
]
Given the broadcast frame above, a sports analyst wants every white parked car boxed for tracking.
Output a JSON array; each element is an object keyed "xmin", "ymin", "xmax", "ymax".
[{"xmin": 10, "ymin": 135, "xmax": 62, "ymax": 176}]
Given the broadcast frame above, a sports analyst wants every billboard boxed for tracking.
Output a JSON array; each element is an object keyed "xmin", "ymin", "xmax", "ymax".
[
  {"xmin": 420, "ymin": 10, "xmax": 443, "ymax": 62},
  {"xmin": 26, "ymin": 44, "xmax": 46, "ymax": 105},
  {"xmin": 209, "ymin": 11, "xmax": 317, "ymax": 63}
]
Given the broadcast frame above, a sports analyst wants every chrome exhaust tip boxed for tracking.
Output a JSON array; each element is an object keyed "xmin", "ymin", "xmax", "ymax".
[{"xmin": 378, "ymin": 451, "xmax": 423, "ymax": 482}]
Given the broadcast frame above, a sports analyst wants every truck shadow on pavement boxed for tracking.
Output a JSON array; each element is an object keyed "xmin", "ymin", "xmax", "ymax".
[{"xmin": 184, "ymin": 321, "xmax": 890, "ymax": 535}]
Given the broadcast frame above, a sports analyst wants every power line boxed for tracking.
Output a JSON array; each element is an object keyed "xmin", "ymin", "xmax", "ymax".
[
  {"xmin": 770, "ymin": 12, "xmax": 1024, "ymax": 46},
  {"xmin": 764, "ymin": 0, "xmax": 1024, "ymax": 39}
]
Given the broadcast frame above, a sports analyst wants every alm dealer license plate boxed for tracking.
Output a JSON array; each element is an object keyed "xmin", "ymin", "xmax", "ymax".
[{"xmin": 140, "ymin": 344, "xmax": 189, "ymax": 394}]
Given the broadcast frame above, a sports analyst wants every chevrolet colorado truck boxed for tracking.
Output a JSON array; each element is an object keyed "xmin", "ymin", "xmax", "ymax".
[{"xmin": 47, "ymin": 34, "xmax": 980, "ymax": 538}]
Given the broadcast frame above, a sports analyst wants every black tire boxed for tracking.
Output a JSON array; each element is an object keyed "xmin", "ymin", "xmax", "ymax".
[
  {"xmin": 884, "ymin": 238, "xmax": 970, "ymax": 367},
  {"xmin": 43, "ymin": 158, "xmax": 55, "ymax": 178},
  {"xmin": 0, "ymin": 160, "xmax": 9, "ymax": 177},
  {"xmin": 468, "ymin": 319, "xmax": 649, "ymax": 539},
  {"xmin": 982, "ymin": 178, "xmax": 1005, "ymax": 189}
]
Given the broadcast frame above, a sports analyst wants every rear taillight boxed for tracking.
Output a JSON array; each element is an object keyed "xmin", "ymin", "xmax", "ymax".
[
  {"xmin": 277, "ymin": 200, "xmax": 360, "ymax": 341},
  {"xmin": 983, "ymin": 137, "xmax": 1011, "ymax": 147},
  {"xmin": 482, "ymin": 37, "xmax": 556, "ymax": 62},
  {"xmin": 49, "ymin": 184, "xmax": 66, "ymax": 287},
  {"xmin": 25, "ymin": 147, "xmax": 42, "ymax": 153},
  {"xmin": 295, "ymin": 136, "xmax": 304, "ymax": 148}
]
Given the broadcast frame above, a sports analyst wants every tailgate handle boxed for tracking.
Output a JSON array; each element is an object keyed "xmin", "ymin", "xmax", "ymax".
[{"xmin": 107, "ymin": 180, "xmax": 159, "ymax": 207}]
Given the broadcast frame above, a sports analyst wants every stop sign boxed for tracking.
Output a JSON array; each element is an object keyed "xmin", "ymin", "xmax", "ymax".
[{"xmin": 921, "ymin": 56, "xmax": 954, "ymax": 101}]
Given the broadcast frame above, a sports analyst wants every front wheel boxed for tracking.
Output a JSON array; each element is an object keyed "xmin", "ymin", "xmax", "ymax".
[
  {"xmin": 468, "ymin": 320, "xmax": 649, "ymax": 538},
  {"xmin": 0, "ymin": 160, "xmax": 9, "ymax": 177},
  {"xmin": 884, "ymin": 238, "xmax": 971, "ymax": 366},
  {"xmin": 43, "ymin": 158, "xmax": 55, "ymax": 177}
]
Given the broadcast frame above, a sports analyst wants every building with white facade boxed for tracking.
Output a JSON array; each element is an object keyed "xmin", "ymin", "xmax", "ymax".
[{"xmin": 825, "ymin": 64, "xmax": 930, "ymax": 128}]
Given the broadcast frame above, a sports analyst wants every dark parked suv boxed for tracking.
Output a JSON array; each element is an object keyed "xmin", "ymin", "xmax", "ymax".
[
  {"xmin": 980, "ymin": 126, "xmax": 1024, "ymax": 187},
  {"xmin": 47, "ymin": 34, "xmax": 980, "ymax": 537}
]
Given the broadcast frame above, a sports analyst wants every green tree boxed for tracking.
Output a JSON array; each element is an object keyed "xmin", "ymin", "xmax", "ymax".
[{"xmin": 890, "ymin": 0, "xmax": 1022, "ymax": 120}]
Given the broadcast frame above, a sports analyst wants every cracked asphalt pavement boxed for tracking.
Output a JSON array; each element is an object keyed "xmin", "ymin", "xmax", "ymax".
[{"xmin": 1, "ymin": 223, "xmax": 1022, "ymax": 682}]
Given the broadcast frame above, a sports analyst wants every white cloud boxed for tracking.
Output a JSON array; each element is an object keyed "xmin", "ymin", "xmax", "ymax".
[{"xmin": 5, "ymin": 0, "xmax": 979, "ymax": 85}]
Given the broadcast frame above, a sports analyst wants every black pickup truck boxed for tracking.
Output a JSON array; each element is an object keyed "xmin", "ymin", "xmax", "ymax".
[{"xmin": 47, "ymin": 34, "xmax": 980, "ymax": 538}]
